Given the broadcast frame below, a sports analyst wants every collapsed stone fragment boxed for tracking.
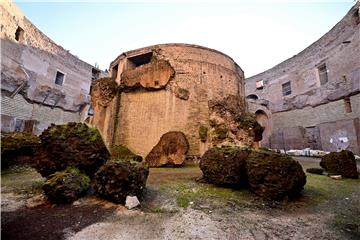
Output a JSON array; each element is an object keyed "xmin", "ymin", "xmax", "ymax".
[
  {"xmin": 246, "ymin": 151, "xmax": 306, "ymax": 200},
  {"xmin": 42, "ymin": 167, "xmax": 90, "ymax": 204},
  {"xmin": 93, "ymin": 160, "xmax": 149, "ymax": 203},
  {"xmin": 145, "ymin": 131, "xmax": 189, "ymax": 167},
  {"xmin": 1, "ymin": 132, "xmax": 41, "ymax": 168},
  {"xmin": 200, "ymin": 146, "xmax": 307, "ymax": 200},
  {"xmin": 33, "ymin": 122, "xmax": 109, "ymax": 177},
  {"xmin": 199, "ymin": 146, "xmax": 249, "ymax": 186},
  {"xmin": 320, "ymin": 150, "xmax": 358, "ymax": 179},
  {"xmin": 125, "ymin": 196, "xmax": 140, "ymax": 209},
  {"xmin": 208, "ymin": 95, "xmax": 264, "ymax": 146}
]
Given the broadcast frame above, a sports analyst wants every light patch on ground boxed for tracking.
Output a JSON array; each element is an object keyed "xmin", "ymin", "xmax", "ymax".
[
  {"xmin": 1, "ymin": 188, "xmax": 26, "ymax": 212},
  {"xmin": 68, "ymin": 209, "xmax": 226, "ymax": 240},
  {"xmin": 67, "ymin": 208, "xmax": 337, "ymax": 240}
]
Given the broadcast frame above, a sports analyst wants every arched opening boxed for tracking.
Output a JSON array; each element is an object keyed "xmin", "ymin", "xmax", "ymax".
[
  {"xmin": 246, "ymin": 94, "xmax": 259, "ymax": 100},
  {"xmin": 255, "ymin": 110, "xmax": 270, "ymax": 147}
]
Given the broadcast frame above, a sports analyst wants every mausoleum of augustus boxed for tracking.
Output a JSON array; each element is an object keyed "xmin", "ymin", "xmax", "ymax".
[{"xmin": 90, "ymin": 44, "xmax": 262, "ymax": 158}]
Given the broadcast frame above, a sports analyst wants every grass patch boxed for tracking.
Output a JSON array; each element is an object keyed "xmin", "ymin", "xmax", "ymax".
[
  {"xmin": 147, "ymin": 162, "xmax": 360, "ymax": 213},
  {"xmin": 157, "ymin": 176, "xmax": 254, "ymax": 209},
  {"xmin": 1, "ymin": 166, "xmax": 44, "ymax": 195},
  {"xmin": 176, "ymin": 195, "xmax": 191, "ymax": 208}
]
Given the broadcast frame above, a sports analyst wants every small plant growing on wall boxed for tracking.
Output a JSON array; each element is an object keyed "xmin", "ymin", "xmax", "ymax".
[{"xmin": 199, "ymin": 125, "xmax": 208, "ymax": 142}]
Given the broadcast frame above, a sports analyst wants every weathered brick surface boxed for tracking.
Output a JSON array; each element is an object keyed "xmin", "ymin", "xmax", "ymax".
[
  {"xmin": 245, "ymin": 3, "xmax": 360, "ymax": 154},
  {"xmin": 1, "ymin": 93, "xmax": 80, "ymax": 133},
  {"xmin": 92, "ymin": 44, "xmax": 246, "ymax": 156},
  {"xmin": 0, "ymin": 1, "xmax": 94, "ymax": 134}
]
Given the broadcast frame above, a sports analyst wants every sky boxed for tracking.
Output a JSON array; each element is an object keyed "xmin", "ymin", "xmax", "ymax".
[{"xmin": 16, "ymin": 0, "xmax": 355, "ymax": 77}]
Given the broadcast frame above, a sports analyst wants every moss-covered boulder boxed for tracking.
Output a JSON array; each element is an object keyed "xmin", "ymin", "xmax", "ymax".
[
  {"xmin": 93, "ymin": 160, "xmax": 149, "ymax": 203},
  {"xmin": 1, "ymin": 132, "xmax": 41, "ymax": 168},
  {"xmin": 110, "ymin": 145, "xmax": 142, "ymax": 162},
  {"xmin": 199, "ymin": 146, "xmax": 249, "ymax": 186},
  {"xmin": 200, "ymin": 146, "xmax": 306, "ymax": 200},
  {"xmin": 145, "ymin": 131, "xmax": 189, "ymax": 167},
  {"xmin": 246, "ymin": 151, "xmax": 306, "ymax": 200},
  {"xmin": 42, "ymin": 167, "xmax": 90, "ymax": 204},
  {"xmin": 320, "ymin": 150, "xmax": 358, "ymax": 179},
  {"xmin": 33, "ymin": 122, "xmax": 109, "ymax": 177}
]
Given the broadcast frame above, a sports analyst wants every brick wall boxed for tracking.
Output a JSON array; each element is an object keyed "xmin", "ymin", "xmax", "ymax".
[
  {"xmin": 1, "ymin": 92, "xmax": 80, "ymax": 134},
  {"xmin": 93, "ymin": 44, "xmax": 245, "ymax": 157}
]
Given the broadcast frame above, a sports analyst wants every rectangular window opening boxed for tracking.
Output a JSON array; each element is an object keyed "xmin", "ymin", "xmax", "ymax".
[
  {"xmin": 282, "ymin": 81, "xmax": 291, "ymax": 96},
  {"xmin": 112, "ymin": 64, "xmax": 118, "ymax": 79},
  {"xmin": 256, "ymin": 80, "xmax": 264, "ymax": 90},
  {"xmin": 344, "ymin": 97, "xmax": 352, "ymax": 113},
  {"xmin": 92, "ymin": 68, "xmax": 100, "ymax": 80},
  {"xmin": 318, "ymin": 64, "xmax": 328, "ymax": 85},
  {"xmin": 127, "ymin": 52, "xmax": 153, "ymax": 68},
  {"xmin": 55, "ymin": 71, "xmax": 65, "ymax": 86}
]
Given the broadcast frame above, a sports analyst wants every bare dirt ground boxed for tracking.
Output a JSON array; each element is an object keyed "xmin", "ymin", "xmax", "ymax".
[{"xmin": 1, "ymin": 157, "xmax": 359, "ymax": 240}]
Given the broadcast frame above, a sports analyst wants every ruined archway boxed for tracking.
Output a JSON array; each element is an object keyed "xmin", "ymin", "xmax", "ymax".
[{"xmin": 255, "ymin": 110, "xmax": 270, "ymax": 147}]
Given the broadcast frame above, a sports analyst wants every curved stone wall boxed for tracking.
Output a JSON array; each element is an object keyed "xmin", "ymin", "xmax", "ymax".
[
  {"xmin": 92, "ymin": 44, "xmax": 251, "ymax": 157},
  {"xmin": 0, "ymin": 1, "xmax": 94, "ymax": 134},
  {"xmin": 245, "ymin": 3, "xmax": 360, "ymax": 154}
]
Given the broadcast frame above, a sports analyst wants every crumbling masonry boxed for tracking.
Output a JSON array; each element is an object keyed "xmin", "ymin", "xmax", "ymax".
[
  {"xmin": 91, "ymin": 44, "xmax": 261, "ymax": 157},
  {"xmin": 245, "ymin": 3, "xmax": 360, "ymax": 154},
  {"xmin": 0, "ymin": 1, "xmax": 100, "ymax": 134}
]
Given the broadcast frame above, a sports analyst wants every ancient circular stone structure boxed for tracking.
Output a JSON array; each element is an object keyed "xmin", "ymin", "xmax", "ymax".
[{"xmin": 91, "ymin": 44, "xmax": 260, "ymax": 157}]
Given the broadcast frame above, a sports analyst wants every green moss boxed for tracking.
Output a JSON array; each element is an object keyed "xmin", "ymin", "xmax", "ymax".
[
  {"xmin": 209, "ymin": 119, "xmax": 217, "ymax": 127},
  {"xmin": 45, "ymin": 123, "xmax": 102, "ymax": 145},
  {"xmin": 175, "ymin": 88, "xmax": 190, "ymax": 100},
  {"xmin": 110, "ymin": 145, "xmax": 142, "ymax": 161},
  {"xmin": 176, "ymin": 194, "xmax": 191, "ymax": 208},
  {"xmin": 159, "ymin": 177, "xmax": 254, "ymax": 210},
  {"xmin": 111, "ymin": 93, "xmax": 122, "ymax": 146},
  {"xmin": 199, "ymin": 125, "xmax": 208, "ymax": 142},
  {"xmin": 214, "ymin": 124, "xmax": 228, "ymax": 139},
  {"xmin": 1, "ymin": 132, "xmax": 40, "ymax": 152},
  {"xmin": 236, "ymin": 113, "xmax": 258, "ymax": 129},
  {"xmin": 1, "ymin": 132, "xmax": 41, "ymax": 168},
  {"xmin": 1, "ymin": 166, "xmax": 45, "ymax": 196},
  {"xmin": 89, "ymin": 127, "xmax": 102, "ymax": 142},
  {"xmin": 43, "ymin": 167, "xmax": 90, "ymax": 203},
  {"xmin": 46, "ymin": 167, "xmax": 90, "ymax": 188}
]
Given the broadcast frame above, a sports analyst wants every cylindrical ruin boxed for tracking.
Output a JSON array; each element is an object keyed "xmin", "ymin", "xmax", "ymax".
[{"xmin": 91, "ymin": 43, "xmax": 261, "ymax": 158}]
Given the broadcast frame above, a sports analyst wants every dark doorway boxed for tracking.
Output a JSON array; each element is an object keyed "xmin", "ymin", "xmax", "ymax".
[{"xmin": 305, "ymin": 126, "xmax": 321, "ymax": 149}]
